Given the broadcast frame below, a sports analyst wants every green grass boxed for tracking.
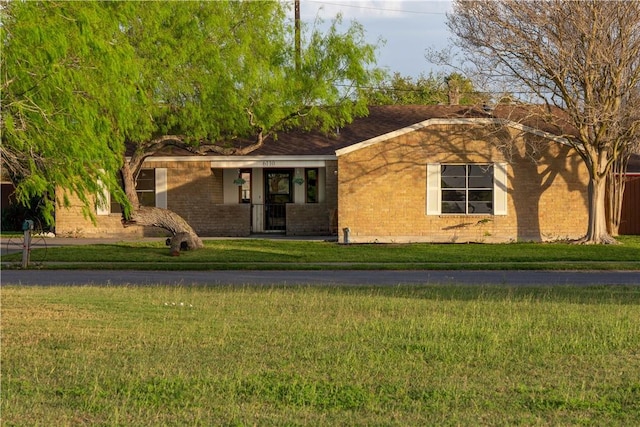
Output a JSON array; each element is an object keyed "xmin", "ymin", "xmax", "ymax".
[
  {"xmin": 2, "ymin": 285, "xmax": 640, "ymax": 425},
  {"xmin": 3, "ymin": 235, "xmax": 640, "ymax": 270}
]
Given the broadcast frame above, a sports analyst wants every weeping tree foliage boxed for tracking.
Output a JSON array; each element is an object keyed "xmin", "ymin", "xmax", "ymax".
[
  {"xmin": 1, "ymin": 1, "xmax": 132, "ymax": 224},
  {"xmin": 1, "ymin": 2, "xmax": 382, "ymax": 247},
  {"xmin": 447, "ymin": 0, "xmax": 640, "ymax": 244},
  {"xmin": 123, "ymin": 1, "xmax": 380, "ymax": 155}
]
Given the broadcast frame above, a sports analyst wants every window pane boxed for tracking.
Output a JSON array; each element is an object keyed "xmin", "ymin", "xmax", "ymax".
[
  {"xmin": 468, "ymin": 190, "xmax": 492, "ymax": 213},
  {"xmin": 240, "ymin": 171, "xmax": 251, "ymax": 203},
  {"xmin": 306, "ymin": 169, "xmax": 318, "ymax": 203},
  {"xmin": 442, "ymin": 190, "xmax": 465, "ymax": 201},
  {"xmin": 268, "ymin": 173, "xmax": 290, "ymax": 195},
  {"xmin": 442, "ymin": 190, "xmax": 465, "ymax": 213},
  {"xmin": 442, "ymin": 201, "xmax": 465, "ymax": 213},
  {"xmin": 138, "ymin": 191, "xmax": 155, "ymax": 207},
  {"xmin": 469, "ymin": 201, "xmax": 492, "ymax": 214},
  {"xmin": 441, "ymin": 165, "xmax": 466, "ymax": 177},
  {"xmin": 468, "ymin": 165, "xmax": 493, "ymax": 188},
  {"xmin": 441, "ymin": 175, "xmax": 466, "ymax": 188},
  {"xmin": 468, "ymin": 190, "xmax": 492, "ymax": 201},
  {"xmin": 441, "ymin": 165, "xmax": 466, "ymax": 188},
  {"xmin": 136, "ymin": 169, "xmax": 155, "ymax": 191}
]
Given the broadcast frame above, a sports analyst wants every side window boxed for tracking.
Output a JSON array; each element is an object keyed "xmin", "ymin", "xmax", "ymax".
[
  {"xmin": 427, "ymin": 163, "xmax": 507, "ymax": 215},
  {"xmin": 135, "ymin": 169, "xmax": 156, "ymax": 208},
  {"xmin": 441, "ymin": 164, "xmax": 493, "ymax": 214},
  {"xmin": 101, "ymin": 168, "xmax": 166, "ymax": 214},
  {"xmin": 305, "ymin": 168, "xmax": 318, "ymax": 203},
  {"xmin": 239, "ymin": 169, "xmax": 251, "ymax": 204}
]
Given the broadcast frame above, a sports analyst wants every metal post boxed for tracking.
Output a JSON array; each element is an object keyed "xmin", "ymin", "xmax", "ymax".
[{"xmin": 21, "ymin": 220, "xmax": 34, "ymax": 268}]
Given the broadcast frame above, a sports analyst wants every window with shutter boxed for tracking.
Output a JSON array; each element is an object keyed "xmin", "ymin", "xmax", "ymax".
[{"xmin": 426, "ymin": 163, "xmax": 507, "ymax": 216}]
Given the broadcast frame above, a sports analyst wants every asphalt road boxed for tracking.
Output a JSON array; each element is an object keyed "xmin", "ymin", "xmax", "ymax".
[{"xmin": 2, "ymin": 269, "xmax": 639, "ymax": 286}]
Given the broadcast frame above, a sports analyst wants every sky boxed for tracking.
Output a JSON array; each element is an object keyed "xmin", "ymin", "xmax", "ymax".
[{"xmin": 299, "ymin": 0, "xmax": 454, "ymax": 78}]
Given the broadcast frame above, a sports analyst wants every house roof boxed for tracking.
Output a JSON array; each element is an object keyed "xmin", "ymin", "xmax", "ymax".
[
  {"xmin": 140, "ymin": 104, "xmax": 579, "ymax": 158},
  {"xmin": 249, "ymin": 104, "xmax": 576, "ymax": 156},
  {"xmin": 250, "ymin": 105, "xmax": 484, "ymax": 156}
]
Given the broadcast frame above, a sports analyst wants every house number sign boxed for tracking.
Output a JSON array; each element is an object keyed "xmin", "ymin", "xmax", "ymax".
[{"xmin": 262, "ymin": 161, "xmax": 276, "ymax": 167}]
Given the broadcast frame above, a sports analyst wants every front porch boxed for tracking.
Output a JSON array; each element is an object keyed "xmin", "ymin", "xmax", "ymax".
[{"xmin": 187, "ymin": 202, "xmax": 336, "ymax": 237}]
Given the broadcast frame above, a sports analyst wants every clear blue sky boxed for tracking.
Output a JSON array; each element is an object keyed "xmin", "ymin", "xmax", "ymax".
[{"xmin": 300, "ymin": 0, "xmax": 453, "ymax": 78}]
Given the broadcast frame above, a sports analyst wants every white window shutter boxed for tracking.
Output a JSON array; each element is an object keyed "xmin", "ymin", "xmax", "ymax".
[
  {"xmin": 493, "ymin": 162, "xmax": 508, "ymax": 215},
  {"xmin": 96, "ymin": 176, "xmax": 110, "ymax": 216},
  {"xmin": 155, "ymin": 168, "xmax": 167, "ymax": 209},
  {"xmin": 426, "ymin": 163, "xmax": 441, "ymax": 215}
]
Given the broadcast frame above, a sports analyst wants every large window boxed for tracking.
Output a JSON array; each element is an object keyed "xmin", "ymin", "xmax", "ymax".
[
  {"xmin": 427, "ymin": 163, "xmax": 507, "ymax": 216},
  {"xmin": 441, "ymin": 164, "xmax": 493, "ymax": 214}
]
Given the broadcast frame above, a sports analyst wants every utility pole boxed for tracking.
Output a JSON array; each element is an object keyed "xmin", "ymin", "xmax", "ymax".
[{"xmin": 295, "ymin": 0, "xmax": 301, "ymax": 70}]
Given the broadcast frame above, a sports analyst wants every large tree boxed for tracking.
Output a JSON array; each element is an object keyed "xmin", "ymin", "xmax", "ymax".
[
  {"xmin": 447, "ymin": 0, "xmax": 640, "ymax": 244},
  {"xmin": 364, "ymin": 72, "xmax": 484, "ymax": 106},
  {"xmin": 1, "ymin": 1, "xmax": 132, "ymax": 224},
  {"xmin": 1, "ymin": 2, "xmax": 381, "ymax": 249}
]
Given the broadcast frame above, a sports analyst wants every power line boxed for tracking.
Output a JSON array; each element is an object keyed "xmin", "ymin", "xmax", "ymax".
[
  {"xmin": 335, "ymin": 83, "xmax": 553, "ymax": 96},
  {"xmin": 307, "ymin": 1, "xmax": 448, "ymax": 16}
]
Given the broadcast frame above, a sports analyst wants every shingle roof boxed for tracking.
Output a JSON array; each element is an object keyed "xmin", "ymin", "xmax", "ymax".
[
  {"xmin": 248, "ymin": 104, "xmax": 576, "ymax": 156},
  {"xmin": 249, "ymin": 105, "xmax": 482, "ymax": 155},
  {"xmin": 139, "ymin": 104, "xmax": 579, "ymax": 157}
]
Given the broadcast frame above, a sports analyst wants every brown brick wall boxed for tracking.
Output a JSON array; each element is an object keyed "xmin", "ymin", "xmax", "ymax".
[
  {"xmin": 55, "ymin": 161, "xmax": 237, "ymax": 237},
  {"xmin": 201, "ymin": 204, "xmax": 251, "ymax": 236},
  {"xmin": 55, "ymin": 161, "xmax": 311, "ymax": 237},
  {"xmin": 286, "ymin": 203, "xmax": 331, "ymax": 236},
  {"xmin": 55, "ymin": 189, "xmax": 149, "ymax": 238},
  {"xmin": 337, "ymin": 123, "xmax": 589, "ymax": 243},
  {"xmin": 156, "ymin": 161, "xmax": 220, "ymax": 231}
]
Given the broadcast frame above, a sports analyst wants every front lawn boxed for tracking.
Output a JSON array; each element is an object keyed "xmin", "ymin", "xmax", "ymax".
[
  {"xmin": 2, "ymin": 235, "xmax": 640, "ymax": 270},
  {"xmin": 2, "ymin": 285, "xmax": 639, "ymax": 425}
]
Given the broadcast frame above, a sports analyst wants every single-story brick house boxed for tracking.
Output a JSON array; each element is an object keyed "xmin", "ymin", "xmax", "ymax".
[{"xmin": 56, "ymin": 105, "xmax": 607, "ymax": 242}]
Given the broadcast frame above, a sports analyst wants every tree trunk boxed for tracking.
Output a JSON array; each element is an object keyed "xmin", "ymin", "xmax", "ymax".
[
  {"xmin": 583, "ymin": 174, "xmax": 618, "ymax": 244},
  {"xmin": 121, "ymin": 161, "xmax": 140, "ymax": 211},
  {"xmin": 126, "ymin": 206, "xmax": 204, "ymax": 251},
  {"xmin": 120, "ymin": 160, "xmax": 203, "ymax": 252}
]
